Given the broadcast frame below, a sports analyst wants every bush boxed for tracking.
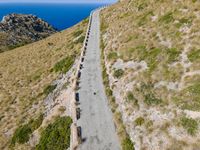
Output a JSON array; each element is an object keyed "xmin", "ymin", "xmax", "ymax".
[
  {"xmin": 179, "ymin": 18, "xmax": 192, "ymax": 25},
  {"xmin": 188, "ymin": 83, "xmax": 200, "ymax": 95},
  {"xmin": 137, "ymin": 11, "xmax": 153, "ymax": 27},
  {"xmin": 146, "ymin": 48, "xmax": 161, "ymax": 72},
  {"xmin": 29, "ymin": 113, "xmax": 44, "ymax": 131},
  {"xmin": 106, "ymin": 87, "xmax": 113, "ymax": 97},
  {"xmin": 58, "ymin": 106, "xmax": 66, "ymax": 112},
  {"xmin": 181, "ymin": 83, "xmax": 200, "ymax": 111},
  {"xmin": 11, "ymin": 114, "xmax": 44, "ymax": 146},
  {"xmin": 126, "ymin": 91, "xmax": 138, "ymax": 105},
  {"xmin": 11, "ymin": 124, "xmax": 32, "ymax": 145},
  {"xmin": 134, "ymin": 117, "xmax": 145, "ymax": 126},
  {"xmin": 122, "ymin": 137, "xmax": 134, "ymax": 150},
  {"xmin": 43, "ymin": 84, "xmax": 57, "ymax": 96},
  {"xmin": 107, "ymin": 52, "xmax": 118, "ymax": 60},
  {"xmin": 74, "ymin": 35, "xmax": 85, "ymax": 44},
  {"xmin": 100, "ymin": 19, "xmax": 108, "ymax": 33},
  {"xmin": 188, "ymin": 49, "xmax": 200, "ymax": 62},
  {"xmin": 159, "ymin": 12, "xmax": 174, "ymax": 24},
  {"xmin": 36, "ymin": 116, "xmax": 72, "ymax": 150},
  {"xmin": 73, "ymin": 30, "xmax": 83, "ymax": 37},
  {"xmin": 82, "ymin": 18, "xmax": 89, "ymax": 24},
  {"xmin": 181, "ymin": 117, "xmax": 198, "ymax": 136},
  {"xmin": 113, "ymin": 69, "xmax": 124, "ymax": 78},
  {"xmin": 144, "ymin": 93, "xmax": 161, "ymax": 105},
  {"xmin": 127, "ymin": 91, "xmax": 134, "ymax": 101},
  {"xmin": 166, "ymin": 48, "xmax": 181, "ymax": 63},
  {"xmin": 53, "ymin": 56, "xmax": 74, "ymax": 73}
]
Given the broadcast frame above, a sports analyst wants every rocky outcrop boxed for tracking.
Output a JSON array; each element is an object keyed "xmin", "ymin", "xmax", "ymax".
[{"xmin": 0, "ymin": 13, "xmax": 57, "ymax": 52}]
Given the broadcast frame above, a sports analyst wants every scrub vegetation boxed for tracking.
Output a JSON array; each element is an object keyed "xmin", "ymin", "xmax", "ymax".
[
  {"xmin": 11, "ymin": 114, "xmax": 43, "ymax": 146},
  {"xmin": 36, "ymin": 116, "xmax": 72, "ymax": 150},
  {"xmin": 53, "ymin": 56, "xmax": 75, "ymax": 73},
  {"xmin": 101, "ymin": 30, "xmax": 134, "ymax": 150},
  {"xmin": 101, "ymin": 0, "xmax": 200, "ymax": 149},
  {"xmin": 0, "ymin": 18, "xmax": 88, "ymax": 149},
  {"xmin": 180, "ymin": 116, "xmax": 198, "ymax": 136}
]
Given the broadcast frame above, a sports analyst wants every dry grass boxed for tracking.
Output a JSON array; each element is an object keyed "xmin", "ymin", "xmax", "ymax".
[
  {"xmin": 0, "ymin": 32, "xmax": 9, "ymax": 52},
  {"xmin": 0, "ymin": 19, "xmax": 88, "ymax": 149},
  {"xmin": 101, "ymin": 0, "xmax": 200, "ymax": 149}
]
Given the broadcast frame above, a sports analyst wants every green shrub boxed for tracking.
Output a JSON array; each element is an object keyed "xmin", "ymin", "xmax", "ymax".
[
  {"xmin": 137, "ymin": 2, "xmax": 147, "ymax": 11},
  {"xmin": 100, "ymin": 20, "xmax": 108, "ymax": 33},
  {"xmin": 188, "ymin": 83, "xmax": 200, "ymax": 95},
  {"xmin": 106, "ymin": 87, "xmax": 113, "ymax": 97},
  {"xmin": 181, "ymin": 83, "xmax": 200, "ymax": 111},
  {"xmin": 130, "ymin": 47, "xmax": 161, "ymax": 72},
  {"xmin": 122, "ymin": 137, "xmax": 134, "ymax": 150},
  {"xmin": 11, "ymin": 114, "xmax": 44, "ymax": 146},
  {"xmin": 73, "ymin": 30, "xmax": 83, "ymax": 37},
  {"xmin": 135, "ymin": 45, "xmax": 147, "ymax": 60},
  {"xmin": 127, "ymin": 91, "xmax": 138, "ymax": 106},
  {"xmin": 74, "ymin": 35, "xmax": 85, "ymax": 44},
  {"xmin": 179, "ymin": 18, "xmax": 192, "ymax": 25},
  {"xmin": 53, "ymin": 56, "xmax": 74, "ymax": 73},
  {"xmin": 137, "ymin": 11, "xmax": 153, "ymax": 26},
  {"xmin": 29, "ymin": 114, "xmax": 44, "ymax": 131},
  {"xmin": 166, "ymin": 48, "xmax": 181, "ymax": 63},
  {"xmin": 107, "ymin": 52, "xmax": 118, "ymax": 60},
  {"xmin": 127, "ymin": 91, "xmax": 134, "ymax": 101},
  {"xmin": 82, "ymin": 18, "xmax": 89, "ymax": 24},
  {"xmin": 67, "ymin": 42, "xmax": 74, "ymax": 49},
  {"xmin": 43, "ymin": 84, "xmax": 57, "ymax": 95},
  {"xmin": 114, "ymin": 69, "xmax": 124, "ymax": 78},
  {"xmin": 181, "ymin": 117, "xmax": 198, "ymax": 136},
  {"xmin": 159, "ymin": 12, "xmax": 174, "ymax": 23},
  {"xmin": 11, "ymin": 124, "xmax": 32, "ymax": 145},
  {"xmin": 36, "ymin": 116, "xmax": 72, "ymax": 150},
  {"xmin": 146, "ymin": 48, "xmax": 162, "ymax": 72},
  {"xmin": 188, "ymin": 49, "xmax": 200, "ymax": 62},
  {"xmin": 134, "ymin": 117, "xmax": 145, "ymax": 126},
  {"xmin": 58, "ymin": 106, "xmax": 66, "ymax": 112},
  {"xmin": 144, "ymin": 93, "xmax": 162, "ymax": 105}
]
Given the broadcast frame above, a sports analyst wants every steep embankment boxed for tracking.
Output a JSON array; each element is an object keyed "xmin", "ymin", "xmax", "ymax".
[
  {"xmin": 0, "ymin": 14, "xmax": 57, "ymax": 52},
  {"xmin": 0, "ymin": 18, "xmax": 88, "ymax": 149},
  {"xmin": 101, "ymin": 0, "xmax": 200, "ymax": 149}
]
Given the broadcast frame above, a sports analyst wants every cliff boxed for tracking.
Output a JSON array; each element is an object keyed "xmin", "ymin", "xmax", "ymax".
[{"xmin": 0, "ymin": 13, "xmax": 57, "ymax": 52}]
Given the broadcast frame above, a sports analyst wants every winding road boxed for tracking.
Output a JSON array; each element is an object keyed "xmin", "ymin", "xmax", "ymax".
[{"xmin": 76, "ymin": 9, "xmax": 120, "ymax": 150}]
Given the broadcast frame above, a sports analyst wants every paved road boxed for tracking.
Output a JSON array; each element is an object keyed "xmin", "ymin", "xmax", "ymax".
[{"xmin": 77, "ymin": 9, "xmax": 120, "ymax": 150}]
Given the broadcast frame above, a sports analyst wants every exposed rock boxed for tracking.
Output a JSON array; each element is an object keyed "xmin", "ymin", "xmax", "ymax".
[{"xmin": 0, "ymin": 13, "xmax": 57, "ymax": 52}]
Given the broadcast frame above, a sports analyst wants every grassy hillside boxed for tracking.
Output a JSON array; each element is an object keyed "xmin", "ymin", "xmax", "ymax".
[
  {"xmin": 0, "ymin": 32, "xmax": 9, "ymax": 52},
  {"xmin": 101, "ymin": 0, "xmax": 200, "ymax": 149},
  {"xmin": 0, "ymin": 18, "xmax": 88, "ymax": 149}
]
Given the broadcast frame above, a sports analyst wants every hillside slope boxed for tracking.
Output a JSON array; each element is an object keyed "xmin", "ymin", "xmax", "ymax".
[
  {"xmin": 0, "ymin": 14, "xmax": 57, "ymax": 53},
  {"xmin": 0, "ymin": 18, "xmax": 88, "ymax": 149},
  {"xmin": 101, "ymin": 0, "xmax": 200, "ymax": 149}
]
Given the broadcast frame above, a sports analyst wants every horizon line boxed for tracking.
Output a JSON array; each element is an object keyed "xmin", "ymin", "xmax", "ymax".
[{"xmin": 0, "ymin": 1, "xmax": 115, "ymax": 4}]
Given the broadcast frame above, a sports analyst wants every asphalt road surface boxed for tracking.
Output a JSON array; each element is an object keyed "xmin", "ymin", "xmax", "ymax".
[{"xmin": 77, "ymin": 9, "xmax": 121, "ymax": 150}]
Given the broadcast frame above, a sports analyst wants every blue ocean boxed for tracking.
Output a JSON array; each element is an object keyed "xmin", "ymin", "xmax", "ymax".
[{"xmin": 0, "ymin": 3, "xmax": 106, "ymax": 30}]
